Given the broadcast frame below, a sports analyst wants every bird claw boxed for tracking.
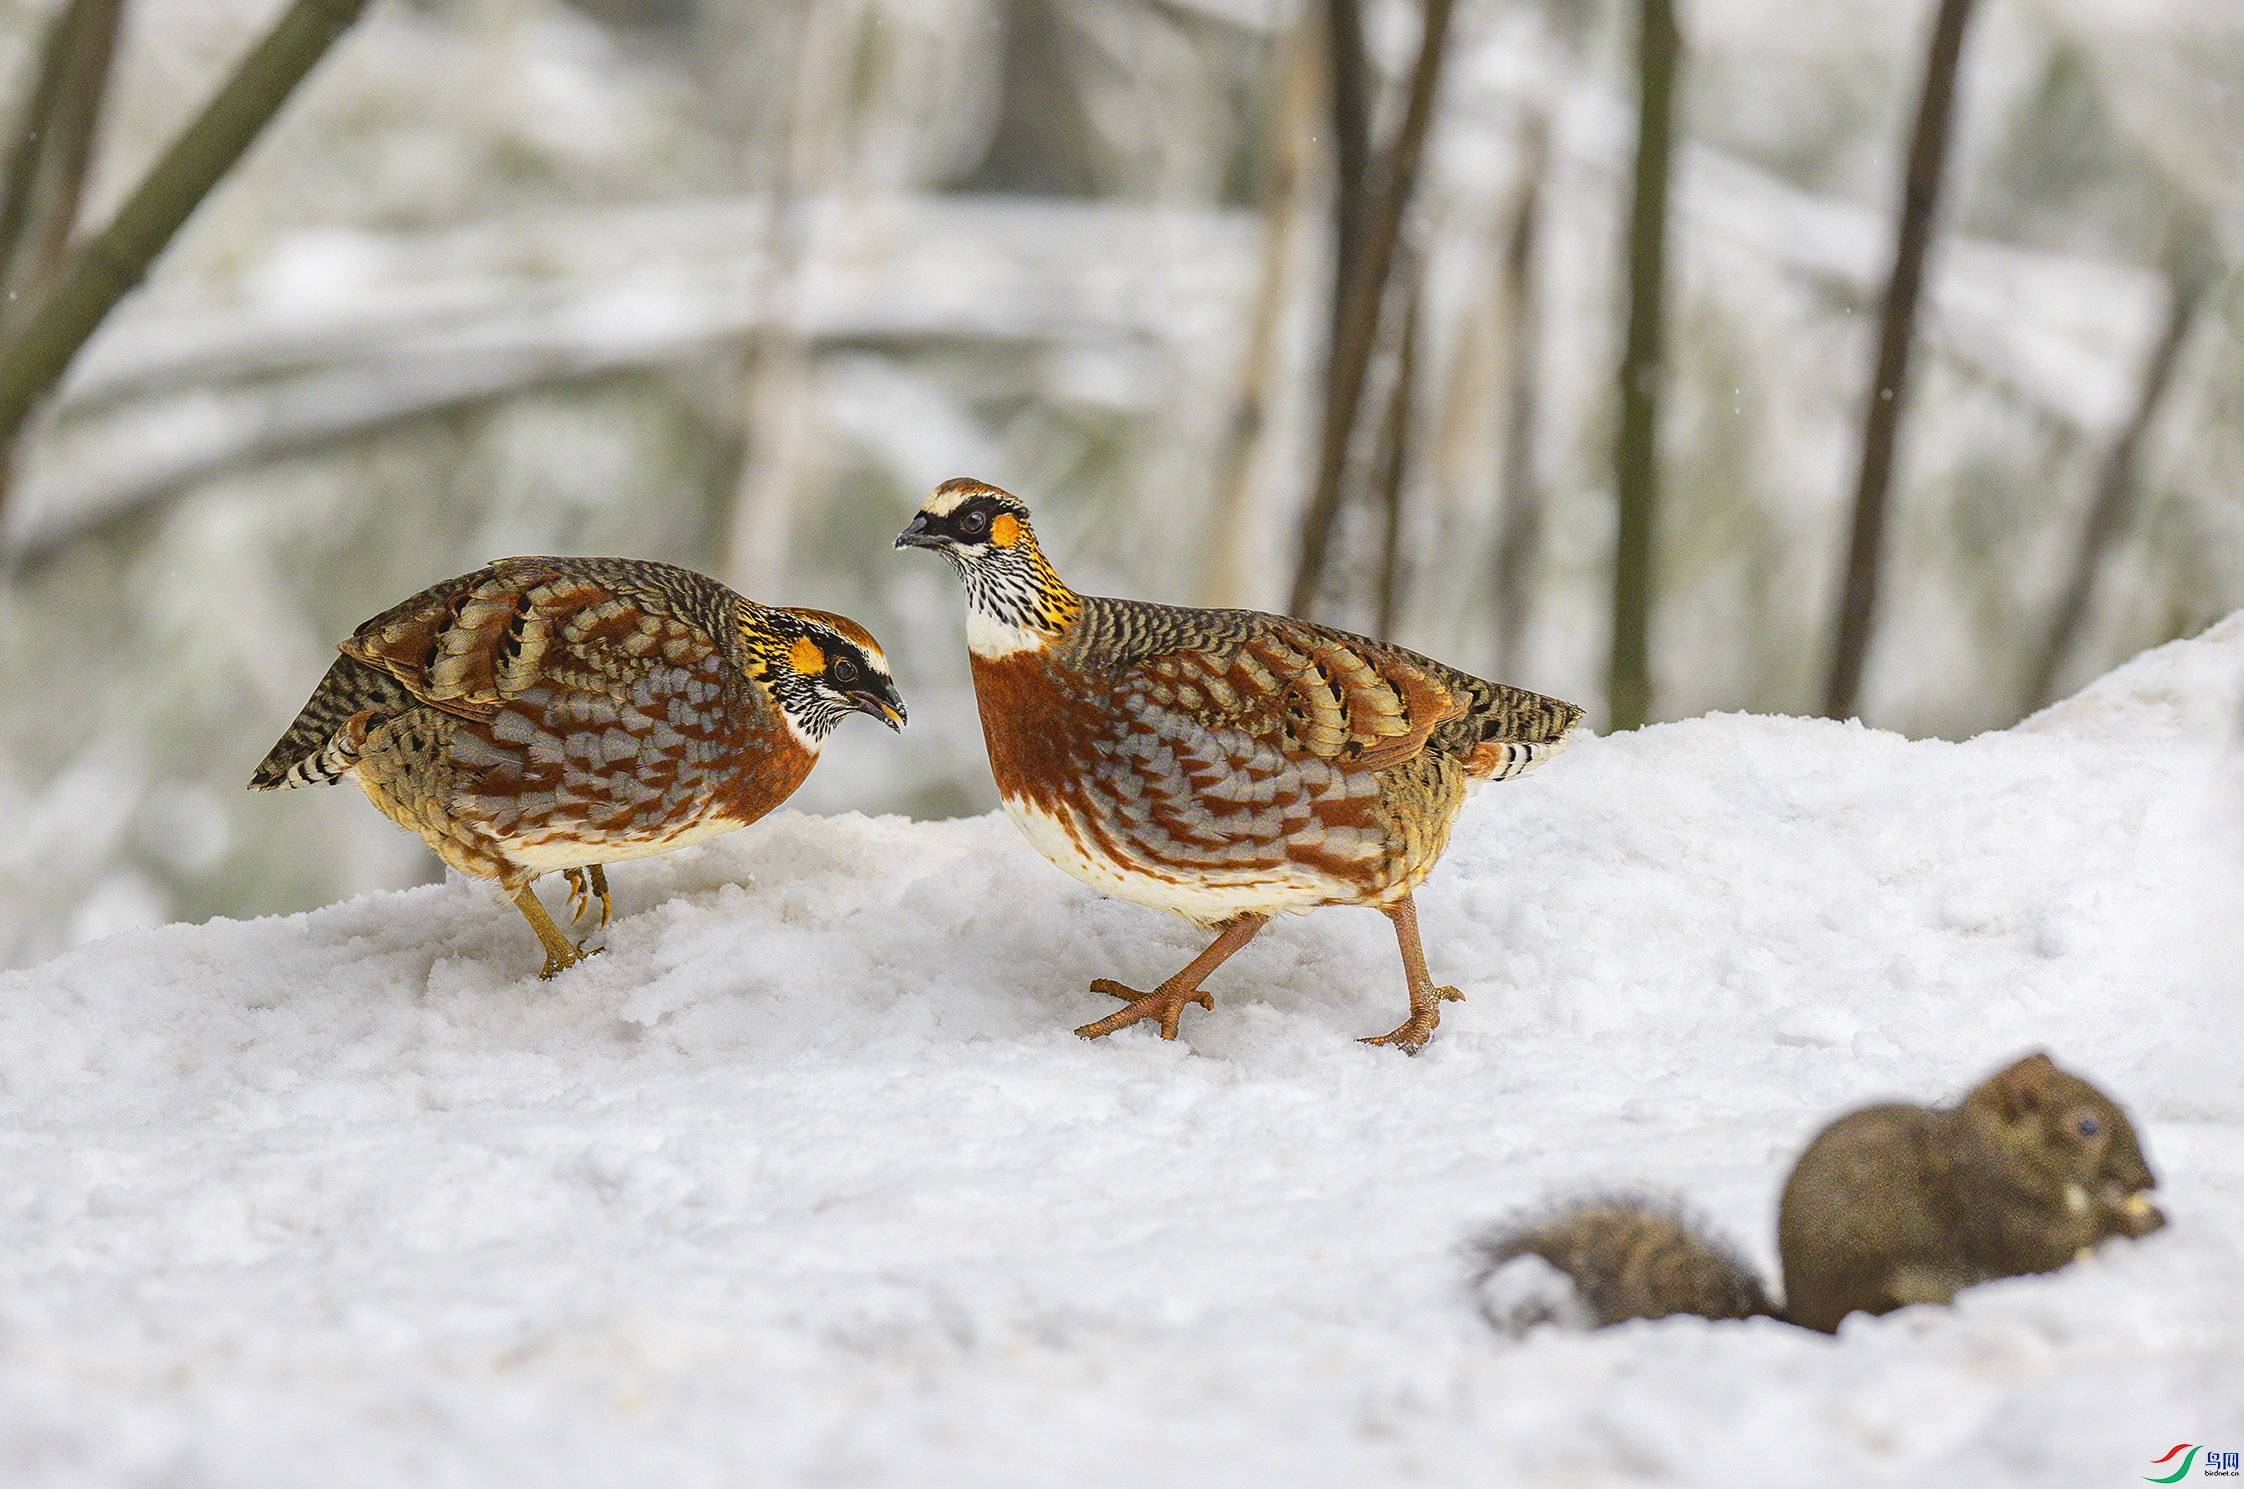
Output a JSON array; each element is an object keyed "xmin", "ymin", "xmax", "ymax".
[
  {"xmin": 1077, "ymin": 978, "xmax": 1215, "ymax": 1041},
  {"xmin": 1359, "ymin": 1014, "xmax": 1438, "ymax": 1053},
  {"xmin": 561, "ymin": 865, "xmax": 611, "ymax": 927},
  {"xmin": 535, "ymin": 941, "xmax": 604, "ymax": 981},
  {"xmin": 1360, "ymin": 987, "xmax": 1458, "ymax": 1054}
]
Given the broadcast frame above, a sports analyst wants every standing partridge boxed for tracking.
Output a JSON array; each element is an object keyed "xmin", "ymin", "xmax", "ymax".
[
  {"xmin": 896, "ymin": 479, "xmax": 1579, "ymax": 1051},
  {"xmin": 250, "ymin": 556, "xmax": 905, "ymax": 977}
]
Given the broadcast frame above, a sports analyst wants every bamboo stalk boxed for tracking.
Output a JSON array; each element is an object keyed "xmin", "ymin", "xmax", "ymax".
[
  {"xmin": 0, "ymin": 0, "xmax": 123, "ymax": 511},
  {"xmin": 1373, "ymin": 246, "xmax": 1422, "ymax": 641},
  {"xmin": 1607, "ymin": 0, "xmax": 1677, "ymax": 733},
  {"xmin": 1202, "ymin": 15, "xmax": 1317, "ymax": 608},
  {"xmin": 1824, "ymin": 0, "xmax": 1979, "ymax": 721},
  {"xmin": 1321, "ymin": 0, "xmax": 1370, "ymax": 317},
  {"xmin": 723, "ymin": 0, "xmax": 851, "ymax": 596},
  {"xmin": 13, "ymin": 0, "xmax": 124, "ymax": 320},
  {"xmin": 0, "ymin": 0, "xmax": 87, "ymax": 317},
  {"xmin": 1288, "ymin": 0, "xmax": 1456, "ymax": 619},
  {"xmin": 0, "ymin": 0, "xmax": 371, "ymax": 452},
  {"xmin": 1493, "ymin": 107, "xmax": 1549, "ymax": 679}
]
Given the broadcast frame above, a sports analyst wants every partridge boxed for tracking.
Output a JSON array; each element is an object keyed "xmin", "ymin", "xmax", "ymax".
[
  {"xmin": 250, "ymin": 556, "xmax": 905, "ymax": 977},
  {"xmin": 897, "ymin": 479, "xmax": 1579, "ymax": 1051}
]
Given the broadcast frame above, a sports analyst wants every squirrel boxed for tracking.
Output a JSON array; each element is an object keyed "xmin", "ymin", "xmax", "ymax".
[{"xmin": 1476, "ymin": 1052, "xmax": 2166, "ymax": 1334}]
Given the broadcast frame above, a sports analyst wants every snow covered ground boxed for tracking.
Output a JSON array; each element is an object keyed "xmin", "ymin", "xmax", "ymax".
[{"xmin": 2, "ymin": 618, "xmax": 2241, "ymax": 1487}]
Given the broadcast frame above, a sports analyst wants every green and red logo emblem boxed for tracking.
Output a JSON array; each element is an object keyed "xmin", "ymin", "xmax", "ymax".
[{"xmin": 2149, "ymin": 1445, "xmax": 2243, "ymax": 1482}]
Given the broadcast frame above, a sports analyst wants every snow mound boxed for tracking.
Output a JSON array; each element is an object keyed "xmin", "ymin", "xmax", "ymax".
[{"xmin": 3, "ymin": 622, "xmax": 2242, "ymax": 1486}]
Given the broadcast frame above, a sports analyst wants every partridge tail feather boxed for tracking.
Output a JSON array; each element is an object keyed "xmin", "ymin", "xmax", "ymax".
[
  {"xmin": 1462, "ymin": 733, "xmax": 1571, "ymax": 781},
  {"xmin": 248, "ymin": 654, "xmax": 416, "ymax": 790},
  {"xmin": 1441, "ymin": 677, "xmax": 1583, "ymax": 781}
]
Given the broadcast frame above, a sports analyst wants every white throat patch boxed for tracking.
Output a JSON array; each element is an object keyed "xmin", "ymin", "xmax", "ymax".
[
  {"xmin": 778, "ymin": 709, "xmax": 826, "ymax": 751},
  {"xmin": 966, "ymin": 609, "xmax": 1052, "ymax": 660}
]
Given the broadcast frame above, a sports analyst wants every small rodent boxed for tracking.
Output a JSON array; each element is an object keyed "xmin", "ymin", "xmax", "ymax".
[{"xmin": 1476, "ymin": 1052, "xmax": 2166, "ymax": 1334}]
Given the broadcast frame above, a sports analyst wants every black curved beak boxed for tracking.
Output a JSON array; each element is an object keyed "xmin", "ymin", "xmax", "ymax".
[
  {"xmin": 894, "ymin": 514, "xmax": 942, "ymax": 550},
  {"xmin": 848, "ymin": 677, "xmax": 908, "ymax": 731}
]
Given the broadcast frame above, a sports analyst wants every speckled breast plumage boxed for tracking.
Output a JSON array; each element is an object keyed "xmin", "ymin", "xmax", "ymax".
[
  {"xmin": 973, "ymin": 594, "xmax": 1580, "ymax": 924},
  {"xmin": 253, "ymin": 557, "xmax": 808, "ymax": 889}
]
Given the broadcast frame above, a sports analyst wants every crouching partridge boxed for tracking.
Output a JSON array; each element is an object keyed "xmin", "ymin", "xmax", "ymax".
[
  {"xmin": 251, "ymin": 556, "xmax": 905, "ymax": 977},
  {"xmin": 897, "ymin": 478, "xmax": 1579, "ymax": 1051}
]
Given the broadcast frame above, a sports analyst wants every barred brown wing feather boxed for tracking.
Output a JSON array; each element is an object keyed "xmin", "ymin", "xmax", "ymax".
[
  {"xmin": 340, "ymin": 560, "xmax": 725, "ymax": 721},
  {"xmin": 1122, "ymin": 621, "xmax": 1461, "ymax": 771},
  {"xmin": 1272, "ymin": 624, "xmax": 1466, "ymax": 771}
]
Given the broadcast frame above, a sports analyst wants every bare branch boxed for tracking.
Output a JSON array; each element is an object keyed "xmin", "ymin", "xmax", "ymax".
[
  {"xmin": 1372, "ymin": 245, "xmax": 1422, "ymax": 642},
  {"xmin": 1493, "ymin": 108, "xmax": 1548, "ymax": 678},
  {"xmin": 1321, "ymin": 0, "xmax": 1371, "ymax": 334},
  {"xmin": 1824, "ymin": 0, "xmax": 1979, "ymax": 721},
  {"xmin": 2027, "ymin": 228, "xmax": 2215, "ymax": 711},
  {"xmin": 1608, "ymin": 0, "xmax": 1678, "ymax": 733},
  {"xmin": 1202, "ymin": 14, "xmax": 1317, "ymax": 607},
  {"xmin": 1289, "ymin": 0, "xmax": 1455, "ymax": 619}
]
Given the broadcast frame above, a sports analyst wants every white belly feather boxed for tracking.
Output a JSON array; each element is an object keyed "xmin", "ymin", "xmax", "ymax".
[{"xmin": 998, "ymin": 790, "xmax": 1345, "ymax": 922}]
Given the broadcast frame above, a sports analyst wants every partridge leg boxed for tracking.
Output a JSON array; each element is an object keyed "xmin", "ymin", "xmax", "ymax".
[
  {"xmin": 1361, "ymin": 893, "xmax": 1463, "ymax": 1053},
  {"xmin": 1076, "ymin": 913, "xmax": 1269, "ymax": 1041},
  {"xmin": 512, "ymin": 884, "xmax": 600, "ymax": 979},
  {"xmin": 562, "ymin": 864, "xmax": 612, "ymax": 927}
]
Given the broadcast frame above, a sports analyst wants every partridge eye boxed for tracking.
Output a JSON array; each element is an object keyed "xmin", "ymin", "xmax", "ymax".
[
  {"xmin": 960, "ymin": 510, "xmax": 988, "ymax": 535},
  {"xmin": 2075, "ymin": 1113, "xmax": 2101, "ymax": 1139},
  {"xmin": 832, "ymin": 657, "xmax": 859, "ymax": 685}
]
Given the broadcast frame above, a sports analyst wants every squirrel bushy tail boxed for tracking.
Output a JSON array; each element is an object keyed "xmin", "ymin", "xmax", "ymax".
[
  {"xmin": 1475, "ymin": 1193, "xmax": 1775, "ymax": 1329},
  {"xmin": 1473, "ymin": 1052, "xmax": 2165, "ymax": 1336}
]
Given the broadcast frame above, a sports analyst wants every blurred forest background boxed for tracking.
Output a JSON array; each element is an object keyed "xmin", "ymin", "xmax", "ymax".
[{"xmin": 0, "ymin": 0, "xmax": 2238, "ymax": 969}]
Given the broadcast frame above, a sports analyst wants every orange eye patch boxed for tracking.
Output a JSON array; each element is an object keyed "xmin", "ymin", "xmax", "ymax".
[
  {"xmin": 989, "ymin": 512, "xmax": 1021, "ymax": 548},
  {"xmin": 789, "ymin": 635, "xmax": 827, "ymax": 674}
]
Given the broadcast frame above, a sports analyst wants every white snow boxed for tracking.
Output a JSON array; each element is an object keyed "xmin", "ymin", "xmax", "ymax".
[{"xmin": 3, "ymin": 620, "xmax": 2242, "ymax": 1486}]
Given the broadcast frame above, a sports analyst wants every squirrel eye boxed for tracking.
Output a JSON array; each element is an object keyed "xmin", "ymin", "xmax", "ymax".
[
  {"xmin": 960, "ymin": 510, "xmax": 988, "ymax": 535},
  {"xmin": 2075, "ymin": 1113, "xmax": 2101, "ymax": 1139},
  {"xmin": 832, "ymin": 657, "xmax": 859, "ymax": 685}
]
